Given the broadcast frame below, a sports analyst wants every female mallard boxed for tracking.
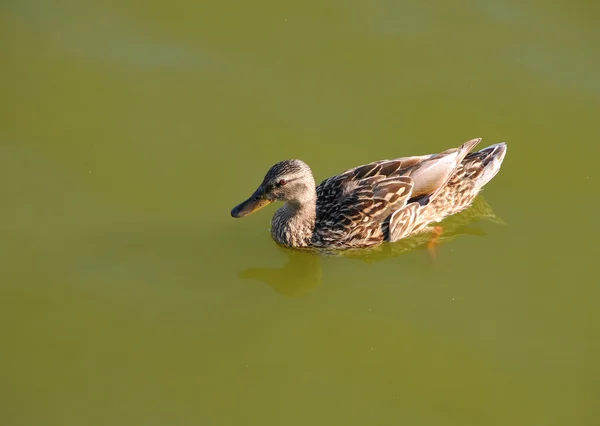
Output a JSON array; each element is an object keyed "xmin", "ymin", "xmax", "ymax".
[{"xmin": 231, "ymin": 138, "xmax": 506, "ymax": 250}]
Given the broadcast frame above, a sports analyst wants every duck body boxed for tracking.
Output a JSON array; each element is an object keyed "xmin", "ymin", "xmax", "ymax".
[{"xmin": 232, "ymin": 138, "xmax": 507, "ymax": 250}]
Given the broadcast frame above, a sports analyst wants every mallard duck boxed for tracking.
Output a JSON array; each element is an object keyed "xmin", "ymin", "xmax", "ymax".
[{"xmin": 231, "ymin": 138, "xmax": 507, "ymax": 250}]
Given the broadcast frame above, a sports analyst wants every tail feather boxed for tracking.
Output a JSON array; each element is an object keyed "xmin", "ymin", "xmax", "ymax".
[{"xmin": 465, "ymin": 142, "xmax": 507, "ymax": 190}]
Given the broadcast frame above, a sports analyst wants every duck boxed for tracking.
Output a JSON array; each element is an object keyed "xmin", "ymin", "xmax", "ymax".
[{"xmin": 231, "ymin": 138, "xmax": 507, "ymax": 250}]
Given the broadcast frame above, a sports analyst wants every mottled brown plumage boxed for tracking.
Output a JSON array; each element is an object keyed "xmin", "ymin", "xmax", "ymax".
[{"xmin": 231, "ymin": 138, "xmax": 507, "ymax": 250}]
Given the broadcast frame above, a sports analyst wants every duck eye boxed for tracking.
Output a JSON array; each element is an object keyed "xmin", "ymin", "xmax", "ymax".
[{"xmin": 278, "ymin": 179, "xmax": 287, "ymax": 187}]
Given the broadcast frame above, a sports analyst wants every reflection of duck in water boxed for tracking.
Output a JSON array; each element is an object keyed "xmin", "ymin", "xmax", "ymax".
[
  {"xmin": 231, "ymin": 138, "xmax": 506, "ymax": 250},
  {"xmin": 239, "ymin": 249, "xmax": 322, "ymax": 298},
  {"xmin": 238, "ymin": 196, "xmax": 504, "ymax": 296}
]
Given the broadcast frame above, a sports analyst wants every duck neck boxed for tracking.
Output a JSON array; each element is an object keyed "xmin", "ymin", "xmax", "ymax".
[{"xmin": 271, "ymin": 192, "xmax": 317, "ymax": 248}]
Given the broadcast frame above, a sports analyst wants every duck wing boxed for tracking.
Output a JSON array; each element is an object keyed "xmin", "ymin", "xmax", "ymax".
[
  {"xmin": 314, "ymin": 159, "xmax": 415, "ymax": 247},
  {"xmin": 314, "ymin": 138, "xmax": 482, "ymax": 246}
]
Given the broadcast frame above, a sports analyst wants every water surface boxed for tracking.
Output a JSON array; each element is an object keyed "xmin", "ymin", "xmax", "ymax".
[{"xmin": 1, "ymin": 0, "xmax": 599, "ymax": 425}]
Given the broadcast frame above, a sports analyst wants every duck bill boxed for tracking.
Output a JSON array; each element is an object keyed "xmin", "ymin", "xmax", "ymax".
[{"xmin": 231, "ymin": 187, "xmax": 273, "ymax": 218}]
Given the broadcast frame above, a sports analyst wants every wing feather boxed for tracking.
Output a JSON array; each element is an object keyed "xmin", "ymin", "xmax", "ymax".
[{"xmin": 313, "ymin": 138, "xmax": 482, "ymax": 247}]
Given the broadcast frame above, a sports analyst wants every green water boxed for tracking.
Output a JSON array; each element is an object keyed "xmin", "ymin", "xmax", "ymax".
[{"xmin": 1, "ymin": 0, "xmax": 599, "ymax": 425}]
